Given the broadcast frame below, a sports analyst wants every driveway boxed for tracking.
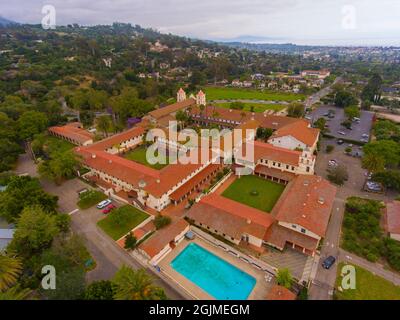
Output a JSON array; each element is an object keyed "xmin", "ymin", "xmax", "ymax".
[{"xmin": 311, "ymin": 105, "xmax": 374, "ymax": 143}]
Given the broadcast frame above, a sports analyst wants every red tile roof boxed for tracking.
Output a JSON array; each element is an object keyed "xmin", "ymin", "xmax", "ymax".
[
  {"xmin": 386, "ymin": 201, "xmax": 400, "ymax": 234},
  {"xmin": 264, "ymin": 223, "xmax": 318, "ymax": 252},
  {"xmin": 88, "ymin": 126, "xmax": 145, "ymax": 151},
  {"xmin": 254, "ymin": 165, "xmax": 296, "ymax": 182},
  {"xmin": 266, "ymin": 285, "xmax": 296, "ymax": 300},
  {"xmin": 251, "ymin": 141, "xmax": 302, "ymax": 166},
  {"xmin": 139, "ymin": 219, "xmax": 189, "ymax": 258},
  {"xmin": 148, "ymin": 98, "xmax": 196, "ymax": 119},
  {"xmin": 271, "ymin": 175, "xmax": 337, "ymax": 237},
  {"xmin": 186, "ymin": 193, "xmax": 274, "ymax": 240},
  {"xmin": 48, "ymin": 123, "xmax": 94, "ymax": 145},
  {"xmin": 270, "ymin": 120, "xmax": 320, "ymax": 146}
]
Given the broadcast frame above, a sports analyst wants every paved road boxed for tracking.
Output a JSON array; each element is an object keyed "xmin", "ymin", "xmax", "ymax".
[
  {"xmin": 15, "ymin": 153, "xmax": 187, "ymax": 300},
  {"xmin": 308, "ymin": 139, "xmax": 397, "ymax": 300},
  {"xmin": 305, "ymin": 77, "xmax": 342, "ymax": 108}
]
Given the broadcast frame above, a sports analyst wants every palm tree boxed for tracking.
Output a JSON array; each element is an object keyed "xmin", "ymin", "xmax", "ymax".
[
  {"xmin": 0, "ymin": 254, "xmax": 23, "ymax": 291},
  {"xmin": 112, "ymin": 266, "xmax": 167, "ymax": 300},
  {"xmin": 362, "ymin": 153, "xmax": 385, "ymax": 174},
  {"xmin": 0, "ymin": 285, "xmax": 31, "ymax": 300}
]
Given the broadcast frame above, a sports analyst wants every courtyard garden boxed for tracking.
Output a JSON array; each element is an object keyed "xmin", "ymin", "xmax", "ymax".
[
  {"xmin": 205, "ymin": 86, "xmax": 306, "ymax": 102},
  {"xmin": 335, "ymin": 263, "xmax": 400, "ymax": 300},
  {"xmin": 222, "ymin": 175, "xmax": 285, "ymax": 212},
  {"xmin": 97, "ymin": 205, "xmax": 149, "ymax": 240},
  {"xmin": 124, "ymin": 145, "xmax": 169, "ymax": 170}
]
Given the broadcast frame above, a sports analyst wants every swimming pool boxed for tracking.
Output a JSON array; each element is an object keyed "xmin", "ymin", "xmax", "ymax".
[{"xmin": 170, "ymin": 243, "xmax": 256, "ymax": 300}]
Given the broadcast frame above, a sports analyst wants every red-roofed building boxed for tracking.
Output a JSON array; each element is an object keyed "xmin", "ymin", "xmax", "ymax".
[
  {"xmin": 268, "ymin": 120, "xmax": 320, "ymax": 152},
  {"xmin": 385, "ymin": 201, "xmax": 400, "ymax": 241},
  {"xmin": 187, "ymin": 193, "xmax": 274, "ymax": 247},
  {"xmin": 266, "ymin": 285, "xmax": 296, "ymax": 300},
  {"xmin": 138, "ymin": 219, "xmax": 189, "ymax": 265},
  {"xmin": 49, "ymin": 122, "xmax": 94, "ymax": 146}
]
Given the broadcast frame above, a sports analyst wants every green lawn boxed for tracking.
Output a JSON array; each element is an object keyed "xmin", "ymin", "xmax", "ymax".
[
  {"xmin": 214, "ymin": 102, "xmax": 286, "ymax": 113},
  {"xmin": 222, "ymin": 175, "xmax": 285, "ymax": 212},
  {"xmin": 335, "ymin": 263, "xmax": 400, "ymax": 300},
  {"xmin": 77, "ymin": 190, "xmax": 107, "ymax": 209},
  {"xmin": 205, "ymin": 87, "xmax": 306, "ymax": 102},
  {"xmin": 97, "ymin": 205, "xmax": 149, "ymax": 240},
  {"xmin": 124, "ymin": 145, "xmax": 169, "ymax": 170}
]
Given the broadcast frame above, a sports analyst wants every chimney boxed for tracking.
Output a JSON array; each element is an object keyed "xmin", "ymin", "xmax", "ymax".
[
  {"xmin": 91, "ymin": 154, "xmax": 96, "ymax": 159},
  {"xmin": 318, "ymin": 197, "xmax": 325, "ymax": 205}
]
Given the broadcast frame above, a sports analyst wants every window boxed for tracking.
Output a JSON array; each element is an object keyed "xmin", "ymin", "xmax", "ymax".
[
  {"xmin": 292, "ymin": 225, "xmax": 297, "ymax": 229},
  {"xmin": 231, "ymin": 237, "xmax": 234, "ymax": 241},
  {"xmin": 301, "ymin": 228, "xmax": 306, "ymax": 234}
]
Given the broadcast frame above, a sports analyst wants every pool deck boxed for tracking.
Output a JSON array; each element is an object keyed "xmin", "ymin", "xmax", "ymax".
[{"xmin": 158, "ymin": 237, "xmax": 274, "ymax": 300}]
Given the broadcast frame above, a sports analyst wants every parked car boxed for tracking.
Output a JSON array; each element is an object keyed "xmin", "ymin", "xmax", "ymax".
[
  {"xmin": 328, "ymin": 160, "xmax": 338, "ymax": 167},
  {"xmin": 96, "ymin": 199, "xmax": 112, "ymax": 209},
  {"xmin": 360, "ymin": 138, "xmax": 369, "ymax": 143},
  {"xmin": 337, "ymin": 139, "xmax": 344, "ymax": 145},
  {"xmin": 322, "ymin": 256, "xmax": 336, "ymax": 269},
  {"xmin": 362, "ymin": 133, "xmax": 369, "ymax": 138},
  {"xmin": 337, "ymin": 131, "xmax": 346, "ymax": 136},
  {"xmin": 366, "ymin": 181, "xmax": 382, "ymax": 192},
  {"xmin": 102, "ymin": 203, "xmax": 116, "ymax": 214}
]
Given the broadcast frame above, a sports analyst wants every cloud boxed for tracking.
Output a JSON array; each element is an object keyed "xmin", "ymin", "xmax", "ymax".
[{"xmin": 1, "ymin": 0, "xmax": 400, "ymax": 45}]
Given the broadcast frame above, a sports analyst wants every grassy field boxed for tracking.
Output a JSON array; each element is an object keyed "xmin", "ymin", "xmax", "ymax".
[
  {"xmin": 77, "ymin": 190, "xmax": 107, "ymax": 209},
  {"xmin": 124, "ymin": 145, "xmax": 169, "ymax": 170},
  {"xmin": 214, "ymin": 102, "xmax": 286, "ymax": 113},
  {"xmin": 205, "ymin": 87, "xmax": 306, "ymax": 102},
  {"xmin": 97, "ymin": 205, "xmax": 149, "ymax": 240},
  {"xmin": 335, "ymin": 263, "xmax": 400, "ymax": 300},
  {"xmin": 222, "ymin": 175, "xmax": 285, "ymax": 212}
]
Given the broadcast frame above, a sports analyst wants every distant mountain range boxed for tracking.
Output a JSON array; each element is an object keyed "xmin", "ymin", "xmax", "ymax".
[{"xmin": 0, "ymin": 16, "xmax": 18, "ymax": 27}]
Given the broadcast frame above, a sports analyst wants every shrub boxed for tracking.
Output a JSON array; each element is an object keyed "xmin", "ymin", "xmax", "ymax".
[
  {"xmin": 154, "ymin": 214, "xmax": 171, "ymax": 230},
  {"xmin": 326, "ymin": 145, "xmax": 334, "ymax": 153},
  {"xmin": 124, "ymin": 232, "xmax": 137, "ymax": 250}
]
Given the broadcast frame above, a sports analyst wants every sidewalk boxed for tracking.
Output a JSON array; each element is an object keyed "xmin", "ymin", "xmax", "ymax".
[{"xmin": 339, "ymin": 249, "xmax": 400, "ymax": 286}]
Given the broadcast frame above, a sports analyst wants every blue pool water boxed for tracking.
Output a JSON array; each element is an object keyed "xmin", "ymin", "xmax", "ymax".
[{"xmin": 170, "ymin": 243, "xmax": 256, "ymax": 300}]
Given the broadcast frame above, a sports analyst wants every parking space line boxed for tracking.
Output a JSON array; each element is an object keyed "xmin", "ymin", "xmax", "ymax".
[{"xmin": 68, "ymin": 208, "xmax": 79, "ymax": 215}]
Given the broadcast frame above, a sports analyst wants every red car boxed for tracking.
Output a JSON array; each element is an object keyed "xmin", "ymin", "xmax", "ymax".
[{"xmin": 102, "ymin": 204, "xmax": 116, "ymax": 214}]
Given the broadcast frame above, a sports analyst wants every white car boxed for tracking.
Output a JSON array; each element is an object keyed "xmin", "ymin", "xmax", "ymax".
[
  {"xmin": 328, "ymin": 160, "xmax": 338, "ymax": 167},
  {"xmin": 96, "ymin": 199, "xmax": 112, "ymax": 209},
  {"xmin": 337, "ymin": 131, "xmax": 346, "ymax": 136}
]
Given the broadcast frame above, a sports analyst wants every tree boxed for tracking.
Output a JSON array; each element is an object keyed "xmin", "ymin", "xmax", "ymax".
[
  {"xmin": 344, "ymin": 105, "xmax": 360, "ymax": 120},
  {"xmin": 230, "ymin": 101, "xmax": 245, "ymax": 110},
  {"xmin": 124, "ymin": 232, "xmax": 137, "ymax": 250},
  {"xmin": 256, "ymin": 127, "xmax": 273, "ymax": 141},
  {"xmin": 0, "ymin": 175, "xmax": 58, "ymax": 223},
  {"xmin": 154, "ymin": 214, "xmax": 171, "ymax": 230},
  {"xmin": 0, "ymin": 253, "xmax": 23, "ymax": 291},
  {"xmin": 38, "ymin": 150, "xmax": 80, "ymax": 184},
  {"xmin": 276, "ymin": 268, "xmax": 292, "ymax": 289},
  {"xmin": 361, "ymin": 73, "xmax": 383, "ymax": 103},
  {"xmin": 112, "ymin": 266, "xmax": 167, "ymax": 300},
  {"xmin": 0, "ymin": 285, "xmax": 31, "ymax": 300},
  {"xmin": 17, "ymin": 111, "xmax": 48, "ymax": 141},
  {"xmin": 334, "ymin": 90, "xmax": 357, "ymax": 108},
  {"xmin": 42, "ymin": 267, "xmax": 86, "ymax": 300},
  {"xmin": 363, "ymin": 140, "xmax": 400, "ymax": 168},
  {"xmin": 96, "ymin": 115, "xmax": 113, "ymax": 137},
  {"xmin": 8, "ymin": 206, "xmax": 59, "ymax": 257},
  {"xmin": 362, "ymin": 153, "xmax": 385, "ymax": 174},
  {"xmin": 175, "ymin": 110, "xmax": 188, "ymax": 130},
  {"xmin": 85, "ymin": 280, "xmax": 114, "ymax": 300},
  {"xmin": 372, "ymin": 170, "xmax": 400, "ymax": 191},
  {"xmin": 314, "ymin": 118, "xmax": 327, "ymax": 133},
  {"xmin": 287, "ymin": 102, "xmax": 305, "ymax": 118},
  {"xmin": 327, "ymin": 165, "xmax": 349, "ymax": 186}
]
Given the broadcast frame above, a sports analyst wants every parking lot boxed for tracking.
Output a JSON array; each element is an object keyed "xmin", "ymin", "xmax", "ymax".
[{"xmin": 310, "ymin": 105, "xmax": 374, "ymax": 142}]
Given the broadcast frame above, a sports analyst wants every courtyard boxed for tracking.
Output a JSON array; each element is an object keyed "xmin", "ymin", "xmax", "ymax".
[
  {"xmin": 221, "ymin": 175, "xmax": 285, "ymax": 213},
  {"xmin": 124, "ymin": 145, "xmax": 169, "ymax": 170}
]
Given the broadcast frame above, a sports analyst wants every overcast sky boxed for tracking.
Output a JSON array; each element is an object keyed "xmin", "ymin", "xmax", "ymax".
[{"xmin": 2, "ymin": 0, "xmax": 400, "ymax": 46}]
